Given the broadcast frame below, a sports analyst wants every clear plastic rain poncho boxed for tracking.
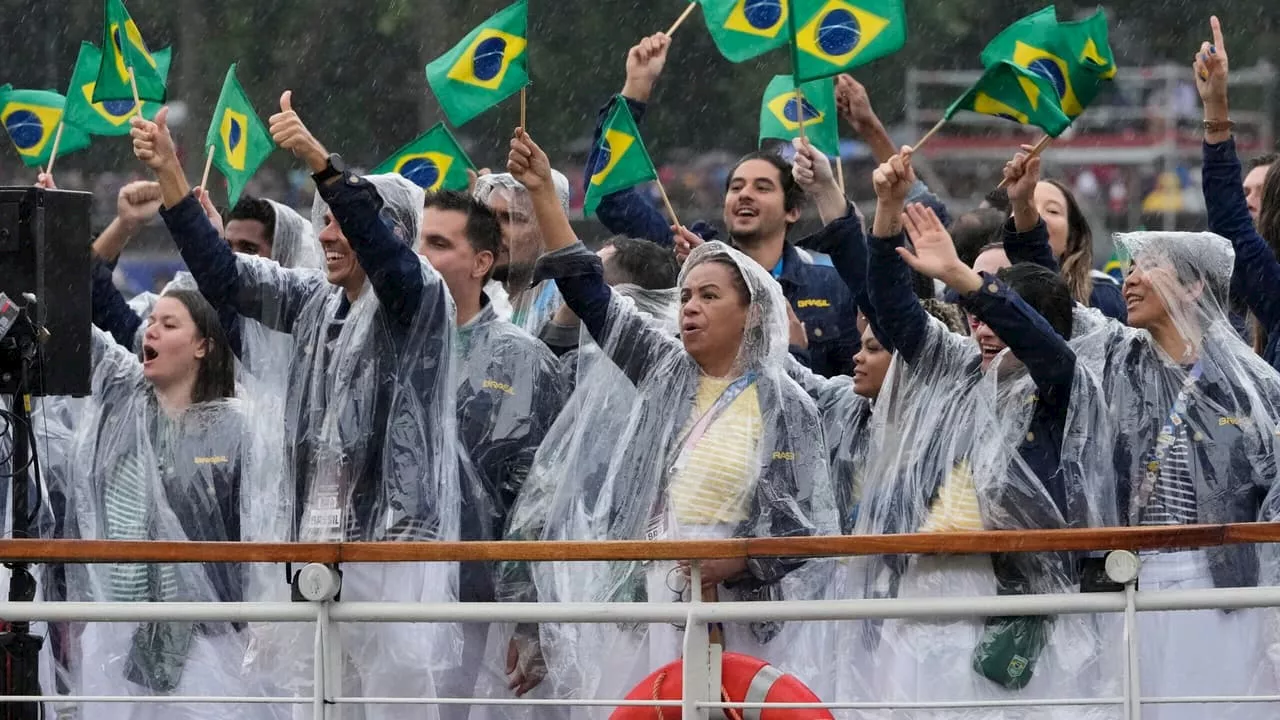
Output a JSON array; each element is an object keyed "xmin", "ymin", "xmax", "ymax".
[
  {"xmin": 1070, "ymin": 232, "xmax": 1280, "ymax": 714},
  {"xmin": 63, "ymin": 328, "xmax": 270, "ymax": 719},
  {"xmin": 220, "ymin": 175, "xmax": 463, "ymax": 715},
  {"xmin": 473, "ymin": 284, "xmax": 679, "ymax": 720},
  {"xmin": 842, "ymin": 294, "xmax": 1118, "ymax": 717},
  {"xmin": 514, "ymin": 241, "xmax": 838, "ymax": 717},
  {"xmin": 474, "ymin": 172, "xmax": 570, "ymax": 336}
]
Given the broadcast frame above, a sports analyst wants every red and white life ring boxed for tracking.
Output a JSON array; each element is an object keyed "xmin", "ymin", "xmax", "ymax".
[{"xmin": 610, "ymin": 651, "xmax": 833, "ymax": 720}]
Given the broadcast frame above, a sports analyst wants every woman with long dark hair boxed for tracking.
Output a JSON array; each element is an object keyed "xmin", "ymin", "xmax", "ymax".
[{"xmin": 67, "ymin": 288, "xmax": 268, "ymax": 720}]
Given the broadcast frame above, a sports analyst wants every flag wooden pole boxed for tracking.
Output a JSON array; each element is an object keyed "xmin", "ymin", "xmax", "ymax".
[
  {"xmin": 519, "ymin": 87, "xmax": 527, "ymax": 130},
  {"xmin": 911, "ymin": 118, "xmax": 946, "ymax": 153},
  {"xmin": 128, "ymin": 67, "xmax": 142, "ymax": 117},
  {"xmin": 795, "ymin": 88, "xmax": 806, "ymax": 142},
  {"xmin": 44, "ymin": 122, "xmax": 65, "ymax": 177},
  {"xmin": 996, "ymin": 134, "xmax": 1055, "ymax": 189},
  {"xmin": 199, "ymin": 145, "xmax": 215, "ymax": 193},
  {"xmin": 835, "ymin": 153, "xmax": 845, "ymax": 196},
  {"xmin": 656, "ymin": 180, "xmax": 680, "ymax": 228},
  {"xmin": 665, "ymin": 2, "xmax": 698, "ymax": 36}
]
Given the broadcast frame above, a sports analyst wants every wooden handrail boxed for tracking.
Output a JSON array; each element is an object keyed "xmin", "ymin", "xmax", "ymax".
[{"xmin": 0, "ymin": 523, "xmax": 1276, "ymax": 564}]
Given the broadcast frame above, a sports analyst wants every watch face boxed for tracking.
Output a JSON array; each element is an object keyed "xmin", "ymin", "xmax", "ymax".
[{"xmin": 329, "ymin": 154, "xmax": 346, "ymax": 173}]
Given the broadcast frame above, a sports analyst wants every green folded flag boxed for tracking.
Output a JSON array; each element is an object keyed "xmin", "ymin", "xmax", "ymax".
[
  {"xmin": 372, "ymin": 123, "xmax": 476, "ymax": 192},
  {"xmin": 700, "ymin": 0, "xmax": 791, "ymax": 63},
  {"xmin": 1060, "ymin": 8, "xmax": 1117, "ymax": 86},
  {"xmin": 758, "ymin": 74, "xmax": 838, "ymax": 157},
  {"xmin": 944, "ymin": 60, "xmax": 1072, "ymax": 138},
  {"xmin": 583, "ymin": 98, "xmax": 659, "ymax": 218},
  {"xmin": 426, "ymin": 0, "xmax": 529, "ymax": 127},
  {"xmin": 93, "ymin": 0, "xmax": 166, "ymax": 103},
  {"xmin": 788, "ymin": 0, "xmax": 906, "ymax": 82},
  {"xmin": 0, "ymin": 85, "xmax": 92, "ymax": 168},
  {"xmin": 204, "ymin": 65, "xmax": 274, "ymax": 205},
  {"xmin": 65, "ymin": 42, "xmax": 172, "ymax": 136},
  {"xmin": 980, "ymin": 5, "xmax": 1115, "ymax": 119}
]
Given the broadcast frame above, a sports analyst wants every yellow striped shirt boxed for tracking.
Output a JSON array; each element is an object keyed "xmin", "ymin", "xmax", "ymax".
[
  {"xmin": 667, "ymin": 376, "xmax": 762, "ymax": 525},
  {"xmin": 919, "ymin": 459, "xmax": 985, "ymax": 533}
]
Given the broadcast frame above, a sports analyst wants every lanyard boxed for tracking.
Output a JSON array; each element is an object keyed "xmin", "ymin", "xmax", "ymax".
[
  {"xmin": 667, "ymin": 372, "xmax": 757, "ymax": 478},
  {"xmin": 1133, "ymin": 361, "xmax": 1202, "ymax": 520},
  {"xmin": 645, "ymin": 372, "xmax": 757, "ymax": 543}
]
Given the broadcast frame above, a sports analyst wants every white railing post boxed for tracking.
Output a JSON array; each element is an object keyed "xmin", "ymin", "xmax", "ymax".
[
  {"xmin": 1105, "ymin": 550, "xmax": 1143, "ymax": 720},
  {"xmin": 682, "ymin": 561, "xmax": 711, "ymax": 720},
  {"xmin": 313, "ymin": 602, "xmax": 327, "ymax": 720}
]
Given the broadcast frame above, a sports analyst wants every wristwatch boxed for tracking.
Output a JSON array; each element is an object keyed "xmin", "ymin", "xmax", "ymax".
[
  {"xmin": 1203, "ymin": 119, "xmax": 1235, "ymax": 134},
  {"xmin": 312, "ymin": 153, "xmax": 346, "ymax": 184}
]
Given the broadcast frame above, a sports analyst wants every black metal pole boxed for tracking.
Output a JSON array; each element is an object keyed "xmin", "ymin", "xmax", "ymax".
[{"xmin": 0, "ymin": 320, "xmax": 44, "ymax": 719}]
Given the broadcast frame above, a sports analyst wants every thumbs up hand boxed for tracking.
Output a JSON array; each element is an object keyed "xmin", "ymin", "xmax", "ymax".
[
  {"xmin": 130, "ymin": 106, "xmax": 180, "ymax": 174},
  {"xmin": 269, "ymin": 90, "xmax": 329, "ymax": 173}
]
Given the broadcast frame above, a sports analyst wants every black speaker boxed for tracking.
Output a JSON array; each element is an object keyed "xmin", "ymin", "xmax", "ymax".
[{"xmin": 0, "ymin": 187, "xmax": 92, "ymax": 397}]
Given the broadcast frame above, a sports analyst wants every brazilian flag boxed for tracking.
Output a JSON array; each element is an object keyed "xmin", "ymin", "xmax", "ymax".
[
  {"xmin": 93, "ymin": 0, "xmax": 166, "ymax": 103},
  {"xmin": 65, "ymin": 42, "xmax": 172, "ymax": 136},
  {"xmin": 758, "ymin": 75, "xmax": 838, "ymax": 157},
  {"xmin": 700, "ymin": 0, "xmax": 791, "ymax": 63},
  {"xmin": 0, "ymin": 86, "xmax": 92, "ymax": 168},
  {"xmin": 426, "ymin": 0, "xmax": 529, "ymax": 127},
  {"xmin": 789, "ymin": 0, "xmax": 906, "ymax": 82},
  {"xmin": 980, "ymin": 6, "xmax": 1116, "ymax": 119},
  {"xmin": 204, "ymin": 65, "xmax": 274, "ymax": 205},
  {"xmin": 372, "ymin": 123, "xmax": 476, "ymax": 192},
  {"xmin": 583, "ymin": 97, "xmax": 659, "ymax": 218},
  {"xmin": 944, "ymin": 60, "xmax": 1071, "ymax": 138}
]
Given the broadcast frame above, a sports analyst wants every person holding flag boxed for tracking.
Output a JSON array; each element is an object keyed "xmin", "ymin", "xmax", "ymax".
[
  {"xmin": 509, "ymin": 124, "xmax": 838, "ymax": 710},
  {"xmin": 129, "ymin": 92, "xmax": 466, "ymax": 719},
  {"xmin": 584, "ymin": 33, "xmax": 859, "ymax": 377}
]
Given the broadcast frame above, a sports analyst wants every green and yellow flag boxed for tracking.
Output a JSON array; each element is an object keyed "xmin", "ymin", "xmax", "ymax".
[
  {"xmin": 584, "ymin": 98, "xmax": 659, "ymax": 218},
  {"xmin": 204, "ymin": 65, "xmax": 274, "ymax": 205},
  {"xmin": 0, "ymin": 86, "xmax": 92, "ymax": 168},
  {"xmin": 93, "ymin": 0, "xmax": 166, "ymax": 103},
  {"xmin": 700, "ymin": 0, "xmax": 791, "ymax": 63},
  {"xmin": 788, "ymin": 0, "xmax": 906, "ymax": 82},
  {"xmin": 980, "ymin": 6, "xmax": 1115, "ymax": 119},
  {"xmin": 65, "ymin": 42, "xmax": 172, "ymax": 136},
  {"xmin": 758, "ymin": 75, "xmax": 838, "ymax": 156},
  {"xmin": 372, "ymin": 123, "xmax": 476, "ymax": 192},
  {"xmin": 426, "ymin": 0, "xmax": 529, "ymax": 127},
  {"xmin": 944, "ymin": 60, "xmax": 1072, "ymax": 138}
]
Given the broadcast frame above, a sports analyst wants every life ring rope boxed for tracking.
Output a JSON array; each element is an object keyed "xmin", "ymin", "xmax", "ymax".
[{"xmin": 648, "ymin": 668, "xmax": 745, "ymax": 720}]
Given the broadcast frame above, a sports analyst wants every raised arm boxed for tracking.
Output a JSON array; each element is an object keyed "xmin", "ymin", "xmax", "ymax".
[
  {"xmin": 791, "ymin": 138, "xmax": 884, "ymax": 342},
  {"xmin": 93, "ymin": 181, "xmax": 164, "ymax": 263},
  {"xmin": 1195, "ymin": 16, "xmax": 1280, "ymax": 329},
  {"xmin": 866, "ymin": 150, "xmax": 931, "ymax": 363},
  {"xmin": 1000, "ymin": 146, "xmax": 1060, "ymax": 271},
  {"xmin": 899, "ymin": 203, "xmax": 1075, "ymax": 400},
  {"xmin": 269, "ymin": 91, "xmax": 427, "ymax": 326},
  {"xmin": 90, "ymin": 258, "xmax": 142, "ymax": 350},
  {"xmin": 587, "ymin": 34, "xmax": 678, "ymax": 246},
  {"xmin": 513, "ymin": 128, "xmax": 677, "ymax": 383}
]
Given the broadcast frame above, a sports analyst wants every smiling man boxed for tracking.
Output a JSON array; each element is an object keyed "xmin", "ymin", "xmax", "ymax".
[{"xmin": 581, "ymin": 32, "xmax": 859, "ymax": 377}]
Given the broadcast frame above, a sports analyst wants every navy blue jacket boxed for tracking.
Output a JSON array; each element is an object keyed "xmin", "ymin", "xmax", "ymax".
[
  {"xmin": 866, "ymin": 231, "xmax": 1077, "ymax": 521},
  {"xmin": 1202, "ymin": 137, "xmax": 1280, "ymax": 371},
  {"xmin": 999, "ymin": 217, "xmax": 1127, "ymax": 323},
  {"xmin": 587, "ymin": 95, "xmax": 859, "ymax": 377}
]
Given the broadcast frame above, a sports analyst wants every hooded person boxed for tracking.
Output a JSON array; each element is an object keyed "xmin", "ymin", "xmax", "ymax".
[
  {"xmin": 505, "ymin": 128, "xmax": 838, "ymax": 717},
  {"xmin": 473, "ymin": 171, "xmax": 571, "ymax": 337},
  {"xmin": 1066, "ymin": 227, "xmax": 1280, "ymax": 719},
  {"xmin": 64, "ymin": 289, "xmax": 270, "ymax": 720},
  {"xmin": 409, "ymin": 188, "xmax": 568, "ymax": 719},
  {"xmin": 846, "ymin": 152, "xmax": 1118, "ymax": 718},
  {"xmin": 129, "ymin": 99, "xmax": 463, "ymax": 720},
  {"xmin": 480, "ymin": 280, "xmax": 680, "ymax": 718}
]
